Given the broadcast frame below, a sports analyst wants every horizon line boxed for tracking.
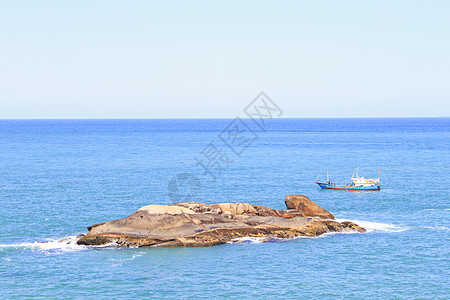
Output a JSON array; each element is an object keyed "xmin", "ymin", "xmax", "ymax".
[{"xmin": 0, "ymin": 116, "xmax": 448, "ymax": 120}]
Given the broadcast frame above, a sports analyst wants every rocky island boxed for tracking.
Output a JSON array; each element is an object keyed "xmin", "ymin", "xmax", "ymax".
[{"xmin": 77, "ymin": 195, "xmax": 365, "ymax": 247}]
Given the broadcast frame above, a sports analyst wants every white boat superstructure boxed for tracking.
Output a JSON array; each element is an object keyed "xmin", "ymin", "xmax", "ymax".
[{"xmin": 351, "ymin": 167, "xmax": 380, "ymax": 187}]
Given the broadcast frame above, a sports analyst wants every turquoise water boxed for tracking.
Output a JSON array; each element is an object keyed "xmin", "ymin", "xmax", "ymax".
[{"xmin": 0, "ymin": 118, "xmax": 449, "ymax": 298}]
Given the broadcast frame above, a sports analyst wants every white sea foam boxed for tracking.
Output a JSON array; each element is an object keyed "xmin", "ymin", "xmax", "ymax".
[
  {"xmin": 228, "ymin": 237, "xmax": 268, "ymax": 244},
  {"xmin": 109, "ymin": 252, "xmax": 144, "ymax": 267},
  {"xmin": 335, "ymin": 219, "xmax": 408, "ymax": 233},
  {"xmin": 227, "ymin": 219, "xmax": 402, "ymax": 243},
  {"xmin": 0, "ymin": 236, "xmax": 86, "ymax": 253},
  {"xmin": 423, "ymin": 208, "xmax": 450, "ymax": 211},
  {"xmin": 228, "ymin": 231, "xmax": 361, "ymax": 243},
  {"xmin": 228, "ymin": 236, "xmax": 306, "ymax": 244},
  {"xmin": 423, "ymin": 226, "xmax": 450, "ymax": 231},
  {"xmin": 93, "ymin": 242, "xmax": 119, "ymax": 248},
  {"xmin": 317, "ymin": 230, "xmax": 362, "ymax": 238}
]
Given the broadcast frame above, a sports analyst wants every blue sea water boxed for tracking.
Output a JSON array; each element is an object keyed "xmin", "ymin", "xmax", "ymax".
[{"xmin": 0, "ymin": 118, "xmax": 449, "ymax": 299}]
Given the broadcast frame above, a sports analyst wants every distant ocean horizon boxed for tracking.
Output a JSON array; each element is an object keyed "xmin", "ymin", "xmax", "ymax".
[
  {"xmin": 1, "ymin": 116, "xmax": 448, "ymax": 119},
  {"xmin": 1, "ymin": 117, "xmax": 449, "ymax": 298}
]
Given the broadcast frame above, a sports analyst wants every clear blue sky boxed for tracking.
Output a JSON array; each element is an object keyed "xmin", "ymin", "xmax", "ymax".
[{"xmin": 0, "ymin": 0, "xmax": 449, "ymax": 118}]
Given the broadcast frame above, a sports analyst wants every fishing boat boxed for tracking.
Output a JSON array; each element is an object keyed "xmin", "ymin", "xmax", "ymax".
[{"xmin": 315, "ymin": 168, "xmax": 381, "ymax": 191}]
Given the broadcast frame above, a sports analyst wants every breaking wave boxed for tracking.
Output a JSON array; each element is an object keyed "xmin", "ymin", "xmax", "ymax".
[
  {"xmin": 228, "ymin": 230, "xmax": 362, "ymax": 244},
  {"xmin": 335, "ymin": 219, "xmax": 408, "ymax": 233},
  {"xmin": 227, "ymin": 236, "xmax": 311, "ymax": 244},
  {"xmin": 422, "ymin": 226, "xmax": 450, "ymax": 231},
  {"xmin": 227, "ymin": 218, "xmax": 409, "ymax": 244},
  {"xmin": 0, "ymin": 236, "xmax": 85, "ymax": 253},
  {"xmin": 109, "ymin": 252, "xmax": 144, "ymax": 267},
  {"xmin": 0, "ymin": 235, "xmax": 118, "ymax": 253},
  {"xmin": 228, "ymin": 237, "xmax": 274, "ymax": 244}
]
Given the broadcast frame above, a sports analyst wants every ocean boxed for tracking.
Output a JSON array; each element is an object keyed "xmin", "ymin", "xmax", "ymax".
[{"xmin": 0, "ymin": 118, "xmax": 449, "ymax": 298}]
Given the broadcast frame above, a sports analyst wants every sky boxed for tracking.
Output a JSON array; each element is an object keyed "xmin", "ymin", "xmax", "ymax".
[{"xmin": 0, "ymin": 0, "xmax": 449, "ymax": 118}]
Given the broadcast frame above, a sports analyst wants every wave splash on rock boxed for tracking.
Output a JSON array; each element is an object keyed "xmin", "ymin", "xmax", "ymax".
[{"xmin": 0, "ymin": 236, "xmax": 86, "ymax": 253}]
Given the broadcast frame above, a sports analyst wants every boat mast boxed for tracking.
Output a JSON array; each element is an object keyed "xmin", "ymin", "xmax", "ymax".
[{"xmin": 352, "ymin": 167, "xmax": 359, "ymax": 180}]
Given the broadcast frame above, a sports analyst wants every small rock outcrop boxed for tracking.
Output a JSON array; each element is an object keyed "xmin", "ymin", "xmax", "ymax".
[
  {"xmin": 285, "ymin": 195, "xmax": 335, "ymax": 219},
  {"xmin": 76, "ymin": 195, "xmax": 364, "ymax": 248}
]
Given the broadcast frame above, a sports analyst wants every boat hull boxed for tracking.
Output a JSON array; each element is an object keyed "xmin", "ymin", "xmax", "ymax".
[{"xmin": 315, "ymin": 181, "xmax": 380, "ymax": 191}]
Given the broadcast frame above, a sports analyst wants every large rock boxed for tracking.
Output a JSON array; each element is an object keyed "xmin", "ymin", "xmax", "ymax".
[
  {"xmin": 77, "ymin": 196, "xmax": 362, "ymax": 247},
  {"xmin": 138, "ymin": 205, "xmax": 194, "ymax": 215},
  {"xmin": 285, "ymin": 195, "xmax": 334, "ymax": 219}
]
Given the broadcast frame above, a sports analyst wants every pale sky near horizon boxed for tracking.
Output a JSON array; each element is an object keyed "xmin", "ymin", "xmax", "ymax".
[{"xmin": 0, "ymin": 1, "xmax": 449, "ymax": 118}]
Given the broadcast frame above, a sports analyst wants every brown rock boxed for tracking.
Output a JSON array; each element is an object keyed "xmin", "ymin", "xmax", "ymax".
[
  {"xmin": 285, "ymin": 195, "xmax": 334, "ymax": 219},
  {"xmin": 76, "ymin": 196, "xmax": 362, "ymax": 247}
]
